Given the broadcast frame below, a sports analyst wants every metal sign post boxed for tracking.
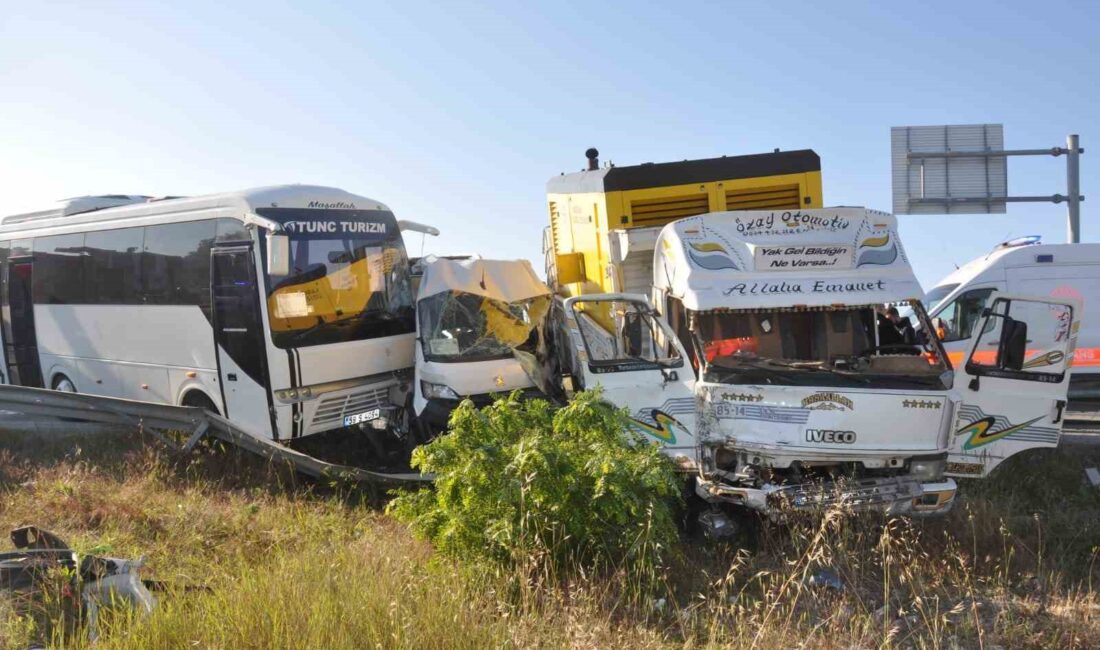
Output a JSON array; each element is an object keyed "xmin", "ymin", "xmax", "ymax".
[
  {"xmin": 1068, "ymin": 134, "xmax": 1082, "ymax": 243},
  {"xmin": 892, "ymin": 125, "xmax": 1085, "ymax": 242}
]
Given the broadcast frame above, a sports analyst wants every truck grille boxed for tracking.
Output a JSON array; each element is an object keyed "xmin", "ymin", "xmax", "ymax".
[{"xmin": 312, "ymin": 386, "xmax": 391, "ymax": 428}]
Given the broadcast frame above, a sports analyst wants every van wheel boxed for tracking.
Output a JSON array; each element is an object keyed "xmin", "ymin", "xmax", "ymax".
[
  {"xmin": 182, "ymin": 392, "xmax": 219, "ymax": 416},
  {"xmin": 52, "ymin": 375, "xmax": 77, "ymax": 393}
]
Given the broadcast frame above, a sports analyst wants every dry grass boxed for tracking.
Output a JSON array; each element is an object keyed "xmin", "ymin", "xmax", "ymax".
[{"xmin": 1, "ymin": 433, "xmax": 1098, "ymax": 649}]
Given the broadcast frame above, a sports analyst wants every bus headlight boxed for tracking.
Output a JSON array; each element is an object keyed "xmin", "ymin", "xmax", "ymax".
[
  {"xmin": 909, "ymin": 457, "xmax": 946, "ymax": 481},
  {"xmin": 421, "ymin": 381, "xmax": 460, "ymax": 400}
]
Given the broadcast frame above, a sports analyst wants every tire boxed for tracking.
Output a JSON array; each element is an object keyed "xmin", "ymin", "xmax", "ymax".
[
  {"xmin": 182, "ymin": 391, "xmax": 219, "ymax": 416},
  {"xmin": 52, "ymin": 374, "xmax": 77, "ymax": 393}
]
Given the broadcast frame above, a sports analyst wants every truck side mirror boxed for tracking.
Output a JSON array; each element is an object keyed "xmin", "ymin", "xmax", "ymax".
[
  {"xmin": 267, "ymin": 232, "xmax": 290, "ymax": 277},
  {"xmin": 623, "ymin": 312, "xmax": 644, "ymax": 357},
  {"xmin": 999, "ymin": 317, "xmax": 1028, "ymax": 371}
]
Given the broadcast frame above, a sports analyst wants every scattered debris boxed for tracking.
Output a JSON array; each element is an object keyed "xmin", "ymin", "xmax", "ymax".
[
  {"xmin": 697, "ymin": 510, "xmax": 739, "ymax": 541},
  {"xmin": 0, "ymin": 526, "xmax": 156, "ymax": 642},
  {"xmin": 806, "ymin": 567, "xmax": 844, "ymax": 592},
  {"xmin": 1085, "ymin": 466, "xmax": 1100, "ymax": 487}
]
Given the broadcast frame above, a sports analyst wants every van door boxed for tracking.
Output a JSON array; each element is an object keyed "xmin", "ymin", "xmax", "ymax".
[
  {"xmin": 560, "ymin": 294, "xmax": 697, "ymax": 466},
  {"xmin": 1, "ymin": 250, "xmax": 43, "ymax": 388},
  {"xmin": 211, "ymin": 246, "xmax": 275, "ymax": 439},
  {"xmin": 947, "ymin": 295, "xmax": 1078, "ymax": 478}
]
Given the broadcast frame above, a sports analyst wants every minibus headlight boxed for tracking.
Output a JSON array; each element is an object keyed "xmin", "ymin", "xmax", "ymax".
[
  {"xmin": 909, "ymin": 457, "xmax": 946, "ymax": 481},
  {"xmin": 421, "ymin": 381, "xmax": 460, "ymax": 400}
]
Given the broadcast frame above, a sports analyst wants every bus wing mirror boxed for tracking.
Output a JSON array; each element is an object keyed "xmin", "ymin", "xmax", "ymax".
[
  {"xmin": 398, "ymin": 220, "xmax": 440, "ymax": 236},
  {"xmin": 267, "ymin": 232, "xmax": 290, "ymax": 277}
]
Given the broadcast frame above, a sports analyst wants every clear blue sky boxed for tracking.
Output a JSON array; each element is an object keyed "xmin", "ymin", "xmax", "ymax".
[{"xmin": 1, "ymin": 0, "xmax": 1096, "ymax": 289}]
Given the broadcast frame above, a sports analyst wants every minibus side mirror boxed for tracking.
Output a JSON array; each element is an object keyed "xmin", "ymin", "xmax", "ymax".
[
  {"xmin": 999, "ymin": 317, "xmax": 1028, "ymax": 371},
  {"xmin": 267, "ymin": 233, "xmax": 290, "ymax": 277}
]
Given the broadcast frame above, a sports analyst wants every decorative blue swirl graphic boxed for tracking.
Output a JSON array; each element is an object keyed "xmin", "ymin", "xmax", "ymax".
[
  {"xmin": 855, "ymin": 233, "xmax": 898, "ymax": 267},
  {"xmin": 686, "ymin": 242, "xmax": 739, "ymax": 271}
]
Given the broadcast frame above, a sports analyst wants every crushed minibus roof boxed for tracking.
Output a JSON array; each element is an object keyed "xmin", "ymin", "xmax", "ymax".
[{"xmin": 417, "ymin": 257, "xmax": 550, "ymax": 303}]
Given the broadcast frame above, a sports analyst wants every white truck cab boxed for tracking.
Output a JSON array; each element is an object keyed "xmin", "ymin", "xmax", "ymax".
[
  {"xmin": 924, "ymin": 237, "xmax": 1100, "ymax": 401},
  {"xmin": 543, "ymin": 208, "xmax": 1079, "ymax": 522},
  {"xmin": 412, "ymin": 258, "xmax": 551, "ymax": 435}
]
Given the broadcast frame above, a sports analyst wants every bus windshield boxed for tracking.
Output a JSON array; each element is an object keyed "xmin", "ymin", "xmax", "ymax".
[
  {"xmin": 418, "ymin": 291, "xmax": 549, "ymax": 362},
  {"xmin": 257, "ymin": 208, "xmax": 414, "ymax": 348}
]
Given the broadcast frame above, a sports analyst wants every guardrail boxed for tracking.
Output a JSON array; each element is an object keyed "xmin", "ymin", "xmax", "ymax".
[{"xmin": 0, "ymin": 384, "xmax": 429, "ymax": 486}]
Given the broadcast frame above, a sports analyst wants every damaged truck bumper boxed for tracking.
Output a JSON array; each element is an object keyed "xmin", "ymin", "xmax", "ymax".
[{"xmin": 695, "ymin": 475, "xmax": 957, "ymax": 517}]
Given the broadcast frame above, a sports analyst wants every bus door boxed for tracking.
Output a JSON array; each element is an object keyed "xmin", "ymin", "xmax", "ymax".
[
  {"xmin": 948, "ymin": 295, "xmax": 1077, "ymax": 478},
  {"xmin": 211, "ymin": 246, "xmax": 275, "ymax": 438},
  {"xmin": 1, "ymin": 249, "xmax": 43, "ymax": 388}
]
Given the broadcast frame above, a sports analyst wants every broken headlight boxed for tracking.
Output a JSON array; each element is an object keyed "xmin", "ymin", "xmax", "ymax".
[
  {"xmin": 421, "ymin": 381, "xmax": 460, "ymax": 400},
  {"xmin": 908, "ymin": 456, "xmax": 946, "ymax": 481}
]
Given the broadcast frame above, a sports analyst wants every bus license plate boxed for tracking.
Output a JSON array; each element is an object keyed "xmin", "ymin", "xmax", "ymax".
[{"xmin": 344, "ymin": 409, "xmax": 382, "ymax": 427}]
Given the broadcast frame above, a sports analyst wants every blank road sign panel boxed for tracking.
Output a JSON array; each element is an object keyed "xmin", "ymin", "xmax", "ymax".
[{"xmin": 892, "ymin": 124, "xmax": 1007, "ymax": 215}]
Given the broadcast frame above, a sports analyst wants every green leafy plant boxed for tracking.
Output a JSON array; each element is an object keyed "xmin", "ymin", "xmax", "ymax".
[{"xmin": 388, "ymin": 390, "xmax": 682, "ymax": 579}]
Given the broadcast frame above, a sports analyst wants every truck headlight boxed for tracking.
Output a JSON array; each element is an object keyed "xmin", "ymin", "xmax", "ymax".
[
  {"xmin": 421, "ymin": 381, "xmax": 460, "ymax": 400},
  {"xmin": 909, "ymin": 457, "xmax": 946, "ymax": 481}
]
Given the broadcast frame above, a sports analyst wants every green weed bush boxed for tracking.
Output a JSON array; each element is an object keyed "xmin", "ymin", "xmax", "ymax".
[{"xmin": 388, "ymin": 390, "xmax": 682, "ymax": 578}]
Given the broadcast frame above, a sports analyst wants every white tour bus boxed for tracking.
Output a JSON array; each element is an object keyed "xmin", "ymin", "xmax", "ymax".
[{"xmin": 0, "ymin": 185, "xmax": 430, "ymax": 442}]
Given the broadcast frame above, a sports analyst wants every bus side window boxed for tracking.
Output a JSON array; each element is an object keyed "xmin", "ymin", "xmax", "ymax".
[
  {"xmin": 34, "ymin": 233, "xmax": 87, "ymax": 304},
  {"xmin": 85, "ymin": 228, "xmax": 144, "ymax": 304},
  {"xmin": 215, "ymin": 218, "xmax": 250, "ymax": 243},
  {"xmin": 142, "ymin": 221, "xmax": 217, "ymax": 308},
  {"xmin": 938, "ymin": 288, "xmax": 995, "ymax": 342}
]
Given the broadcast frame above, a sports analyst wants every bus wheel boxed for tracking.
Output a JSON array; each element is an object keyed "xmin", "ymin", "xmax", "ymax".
[
  {"xmin": 182, "ymin": 391, "xmax": 219, "ymax": 416},
  {"xmin": 52, "ymin": 375, "xmax": 77, "ymax": 393}
]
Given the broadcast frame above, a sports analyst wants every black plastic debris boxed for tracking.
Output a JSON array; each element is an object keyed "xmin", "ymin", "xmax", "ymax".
[{"xmin": 0, "ymin": 526, "xmax": 156, "ymax": 642}]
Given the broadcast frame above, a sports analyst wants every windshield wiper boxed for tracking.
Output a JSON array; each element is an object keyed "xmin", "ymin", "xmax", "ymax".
[
  {"xmin": 709, "ymin": 358, "xmax": 788, "ymax": 383},
  {"xmin": 764, "ymin": 359, "xmax": 872, "ymax": 385}
]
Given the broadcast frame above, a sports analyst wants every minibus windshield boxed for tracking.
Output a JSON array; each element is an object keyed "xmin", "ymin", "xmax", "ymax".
[
  {"xmin": 418, "ymin": 291, "xmax": 549, "ymax": 362},
  {"xmin": 258, "ymin": 208, "xmax": 414, "ymax": 348}
]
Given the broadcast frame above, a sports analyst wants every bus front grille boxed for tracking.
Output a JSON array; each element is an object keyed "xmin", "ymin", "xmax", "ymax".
[{"xmin": 312, "ymin": 386, "xmax": 391, "ymax": 428}]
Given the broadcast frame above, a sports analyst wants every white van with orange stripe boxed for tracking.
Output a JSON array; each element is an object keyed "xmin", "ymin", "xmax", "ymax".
[{"xmin": 925, "ymin": 237, "xmax": 1100, "ymax": 401}]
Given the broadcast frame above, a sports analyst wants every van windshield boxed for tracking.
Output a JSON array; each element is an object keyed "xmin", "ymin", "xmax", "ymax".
[
  {"xmin": 924, "ymin": 283, "xmax": 959, "ymax": 312},
  {"xmin": 418, "ymin": 292, "xmax": 550, "ymax": 362},
  {"xmin": 258, "ymin": 208, "xmax": 414, "ymax": 348},
  {"xmin": 694, "ymin": 304, "xmax": 948, "ymax": 389}
]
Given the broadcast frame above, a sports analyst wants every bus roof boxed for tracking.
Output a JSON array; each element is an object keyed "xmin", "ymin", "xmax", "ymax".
[
  {"xmin": 0, "ymin": 185, "xmax": 392, "ymax": 235},
  {"xmin": 653, "ymin": 207, "xmax": 923, "ymax": 311}
]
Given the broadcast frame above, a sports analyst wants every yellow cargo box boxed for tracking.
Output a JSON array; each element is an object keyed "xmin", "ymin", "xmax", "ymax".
[{"xmin": 546, "ymin": 149, "xmax": 823, "ymax": 296}]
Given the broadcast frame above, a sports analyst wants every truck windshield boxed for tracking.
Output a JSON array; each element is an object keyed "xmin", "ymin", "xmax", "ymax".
[
  {"xmin": 695, "ymin": 304, "xmax": 948, "ymax": 389},
  {"xmin": 418, "ymin": 292, "xmax": 550, "ymax": 362},
  {"xmin": 570, "ymin": 299, "xmax": 683, "ymax": 371},
  {"xmin": 258, "ymin": 208, "xmax": 414, "ymax": 348}
]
